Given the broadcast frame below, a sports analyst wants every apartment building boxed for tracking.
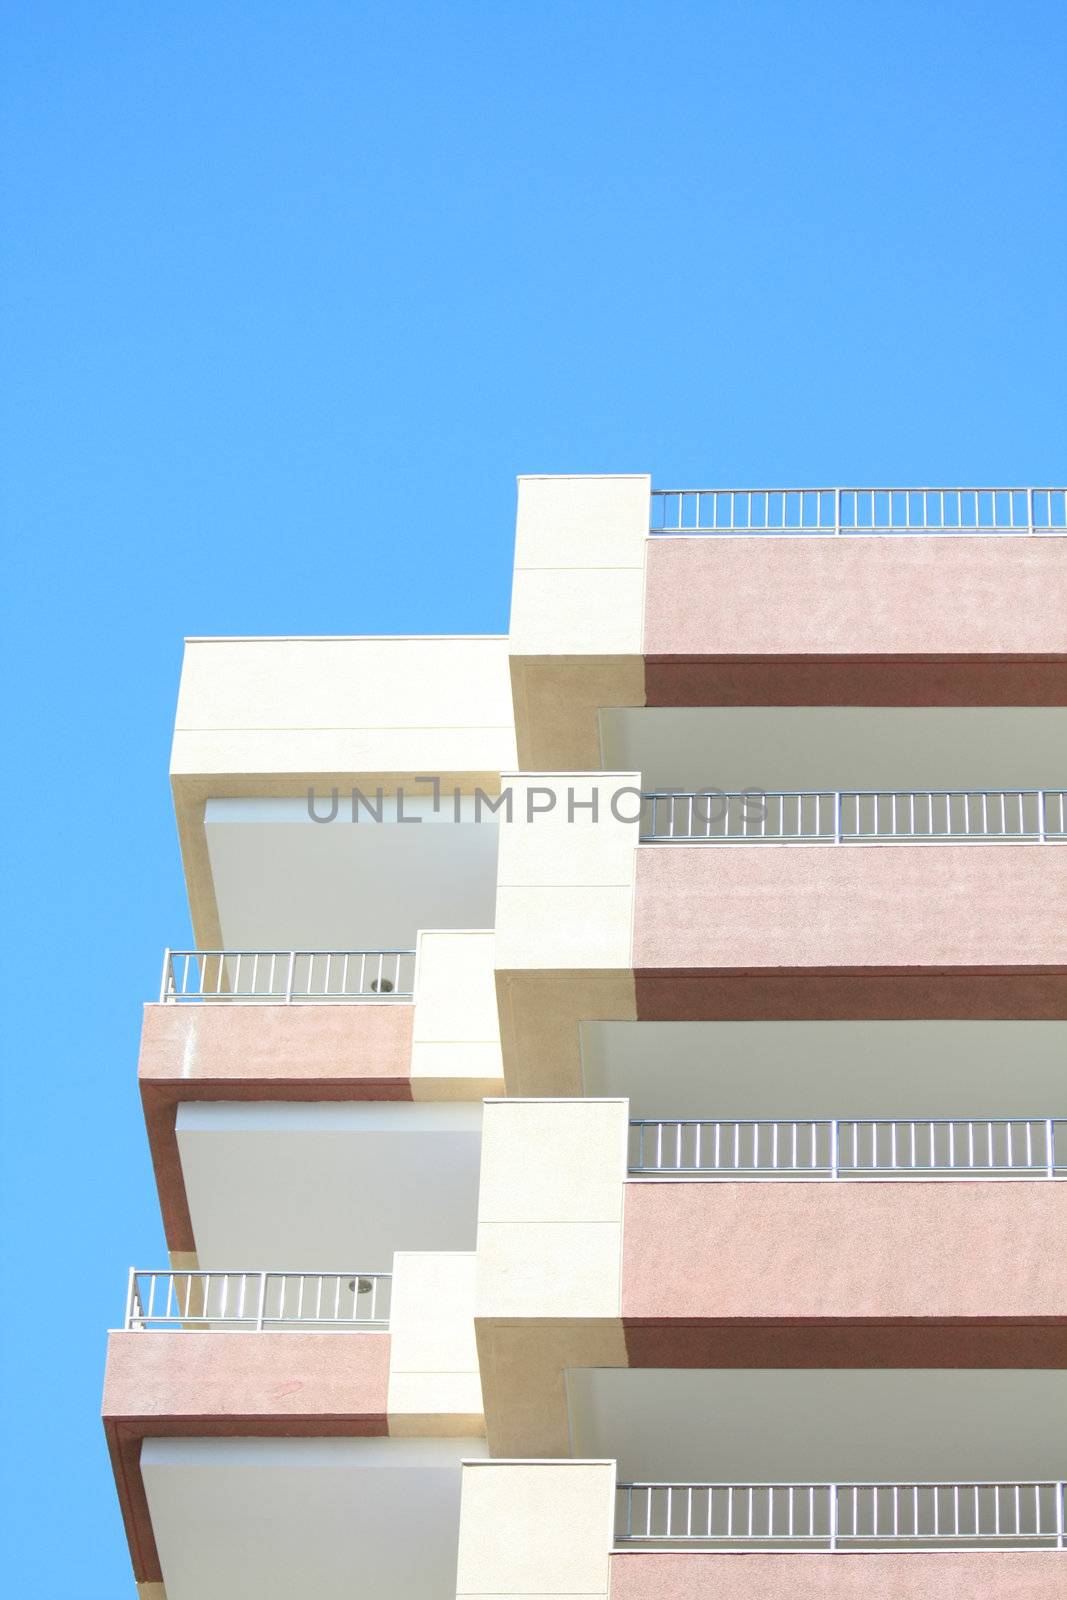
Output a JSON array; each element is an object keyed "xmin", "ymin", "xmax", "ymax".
[{"xmin": 103, "ymin": 475, "xmax": 1067, "ymax": 1598}]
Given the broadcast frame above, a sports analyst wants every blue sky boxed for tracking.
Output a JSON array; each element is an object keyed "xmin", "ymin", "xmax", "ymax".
[{"xmin": 1, "ymin": 1, "xmax": 1064, "ymax": 1592}]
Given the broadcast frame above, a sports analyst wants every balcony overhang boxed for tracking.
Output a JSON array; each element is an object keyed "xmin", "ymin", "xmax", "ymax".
[
  {"xmin": 141, "ymin": 930, "xmax": 502, "ymax": 1262},
  {"xmin": 103, "ymin": 1326, "xmax": 391, "ymax": 1587},
  {"xmin": 643, "ymin": 532, "xmax": 1067, "ymax": 708},
  {"xmin": 171, "ymin": 635, "xmax": 516, "ymax": 947},
  {"xmin": 633, "ymin": 840, "xmax": 1067, "ymax": 1023},
  {"xmin": 507, "ymin": 477, "xmax": 1067, "ymax": 768},
  {"xmin": 493, "ymin": 772, "xmax": 1067, "ymax": 1095},
  {"xmin": 141, "ymin": 1436, "xmax": 486, "ymax": 1600},
  {"xmin": 473, "ymin": 1100, "xmax": 1067, "ymax": 1456},
  {"xmin": 104, "ymin": 1251, "xmax": 484, "ymax": 1591},
  {"xmin": 621, "ymin": 1177, "xmax": 1067, "ymax": 1368}
]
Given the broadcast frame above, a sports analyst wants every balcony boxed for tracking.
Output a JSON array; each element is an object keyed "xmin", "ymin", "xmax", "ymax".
[
  {"xmin": 473, "ymin": 1099, "xmax": 1067, "ymax": 1454},
  {"xmin": 507, "ymin": 476, "xmax": 1067, "ymax": 768},
  {"xmin": 171, "ymin": 634, "xmax": 515, "ymax": 950},
  {"xmin": 493, "ymin": 769, "xmax": 1067, "ymax": 1095},
  {"xmin": 103, "ymin": 1257, "xmax": 485, "ymax": 1598},
  {"xmin": 141, "ymin": 932, "xmax": 499, "ymax": 1273},
  {"xmin": 455, "ymin": 1454, "xmax": 1066, "ymax": 1600}
]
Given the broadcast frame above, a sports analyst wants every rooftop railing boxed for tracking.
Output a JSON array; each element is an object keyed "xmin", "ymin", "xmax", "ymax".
[
  {"xmin": 629, "ymin": 1118, "xmax": 1066, "ymax": 1179},
  {"xmin": 124, "ymin": 1269, "xmax": 391, "ymax": 1330},
  {"xmin": 650, "ymin": 486, "xmax": 1067, "ymax": 536},
  {"xmin": 160, "ymin": 948, "xmax": 416, "ymax": 1002},
  {"xmin": 616, "ymin": 1481, "xmax": 1066, "ymax": 1549},
  {"xmin": 640, "ymin": 788, "xmax": 1067, "ymax": 844}
]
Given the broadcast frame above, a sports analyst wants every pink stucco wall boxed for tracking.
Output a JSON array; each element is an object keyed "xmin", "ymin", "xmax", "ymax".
[
  {"xmin": 102, "ymin": 1329, "xmax": 390, "ymax": 1427},
  {"xmin": 622, "ymin": 1182, "xmax": 1067, "ymax": 1323},
  {"xmin": 610, "ymin": 1550, "xmax": 1066, "ymax": 1600},
  {"xmin": 139, "ymin": 1001, "xmax": 414, "ymax": 1088},
  {"xmin": 633, "ymin": 845, "xmax": 1067, "ymax": 971},
  {"xmin": 643, "ymin": 537, "xmax": 1067, "ymax": 657}
]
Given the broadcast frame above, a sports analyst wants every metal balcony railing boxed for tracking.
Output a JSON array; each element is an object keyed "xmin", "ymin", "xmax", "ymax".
[
  {"xmin": 640, "ymin": 788, "xmax": 1067, "ymax": 844},
  {"xmin": 650, "ymin": 486, "xmax": 1067, "ymax": 536},
  {"xmin": 629, "ymin": 1118, "xmax": 1066, "ymax": 1179},
  {"xmin": 124, "ymin": 1269, "xmax": 391, "ymax": 1330},
  {"xmin": 616, "ymin": 1481, "xmax": 1067, "ymax": 1549},
  {"xmin": 160, "ymin": 948, "xmax": 416, "ymax": 1002}
]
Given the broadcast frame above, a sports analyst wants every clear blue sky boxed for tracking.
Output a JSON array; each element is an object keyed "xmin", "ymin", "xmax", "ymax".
[{"xmin": 1, "ymin": 2, "xmax": 1064, "ymax": 1592}]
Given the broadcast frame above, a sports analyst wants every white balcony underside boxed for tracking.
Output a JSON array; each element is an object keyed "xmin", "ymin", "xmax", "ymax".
[
  {"xmin": 581, "ymin": 1020, "xmax": 1067, "ymax": 1121},
  {"xmin": 142, "ymin": 1436, "xmax": 488, "ymax": 1600},
  {"xmin": 567, "ymin": 1370, "xmax": 1067, "ymax": 1487},
  {"xmin": 600, "ymin": 706, "xmax": 1067, "ymax": 796},
  {"xmin": 177, "ymin": 1102, "xmax": 483, "ymax": 1270},
  {"xmin": 204, "ymin": 795, "xmax": 500, "ymax": 950}
]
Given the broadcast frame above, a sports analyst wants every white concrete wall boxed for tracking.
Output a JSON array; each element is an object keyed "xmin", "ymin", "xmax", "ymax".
[
  {"xmin": 509, "ymin": 475, "xmax": 650, "ymax": 656},
  {"xmin": 412, "ymin": 930, "xmax": 503, "ymax": 1095},
  {"xmin": 455, "ymin": 1459, "xmax": 617, "ymax": 1599},
  {"xmin": 494, "ymin": 774, "xmax": 641, "ymax": 970},
  {"xmin": 387, "ymin": 1252, "xmax": 484, "ymax": 1433},
  {"xmin": 475, "ymin": 1099, "xmax": 629, "ymax": 1320},
  {"xmin": 172, "ymin": 635, "xmax": 518, "ymax": 778}
]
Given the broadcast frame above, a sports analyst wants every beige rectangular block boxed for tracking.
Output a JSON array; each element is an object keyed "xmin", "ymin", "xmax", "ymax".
[
  {"xmin": 476, "ymin": 1222, "xmax": 622, "ymax": 1319},
  {"xmin": 387, "ymin": 1252, "xmax": 483, "ymax": 1428},
  {"xmin": 171, "ymin": 635, "xmax": 518, "ymax": 781},
  {"xmin": 495, "ymin": 887, "xmax": 634, "ymax": 970},
  {"xmin": 413, "ymin": 931, "xmax": 500, "ymax": 1047},
  {"xmin": 389, "ymin": 1252, "xmax": 479, "ymax": 1374},
  {"xmin": 478, "ymin": 1100, "xmax": 629, "ymax": 1224},
  {"xmin": 496, "ymin": 780, "xmax": 641, "ymax": 889},
  {"xmin": 509, "ymin": 567, "xmax": 646, "ymax": 655},
  {"xmin": 514, "ymin": 474, "xmax": 651, "ymax": 568},
  {"xmin": 455, "ymin": 1459, "xmax": 616, "ymax": 1596},
  {"xmin": 494, "ymin": 775, "xmax": 639, "ymax": 969},
  {"xmin": 175, "ymin": 636, "xmax": 515, "ymax": 734}
]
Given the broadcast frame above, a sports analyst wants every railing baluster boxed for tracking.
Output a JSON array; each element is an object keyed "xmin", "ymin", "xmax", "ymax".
[
  {"xmin": 159, "ymin": 949, "xmax": 416, "ymax": 1001},
  {"xmin": 638, "ymin": 787, "xmax": 1064, "ymax": 846},
  {"xmin": 628, "ymin": 1115, "xmax": 1063, "ymax": 1181},
  {"xmin": 613, "ymin": 1480, "xmax": 1062, "ymax": 1548}
]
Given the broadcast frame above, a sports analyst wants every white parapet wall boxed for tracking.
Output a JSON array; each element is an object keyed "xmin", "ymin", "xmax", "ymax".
[
  {"xmin": 172, "ymin": 634, "xmax": 518, "ymax": 783},
  {"xmin": 455, "ymin": 1459, "xmax": 617, "ymax": 1599}
]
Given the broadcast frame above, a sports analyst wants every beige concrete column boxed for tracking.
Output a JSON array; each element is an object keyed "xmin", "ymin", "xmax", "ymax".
[
  {"xmin": 411, "ymin": 930, "xmax": 504, "ymax": 1099},
  {"xmin": 495, "ymin": 773, "xmax": 639, "ymax": 1095},
  {"xmin": 386, "ymin": 1252, "xmax": 484, "ymax": 1436},
  {"xmin": 455, "ymin": 1459, "xmax": 617, "ymax": 1599},
  {"xmin": 475, "ymin": 1099, "xmax": 629, "ymax": 1454},
  {"xmin": 509, "ymin": 476, "xmax": 649, "ymax": 768}
]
